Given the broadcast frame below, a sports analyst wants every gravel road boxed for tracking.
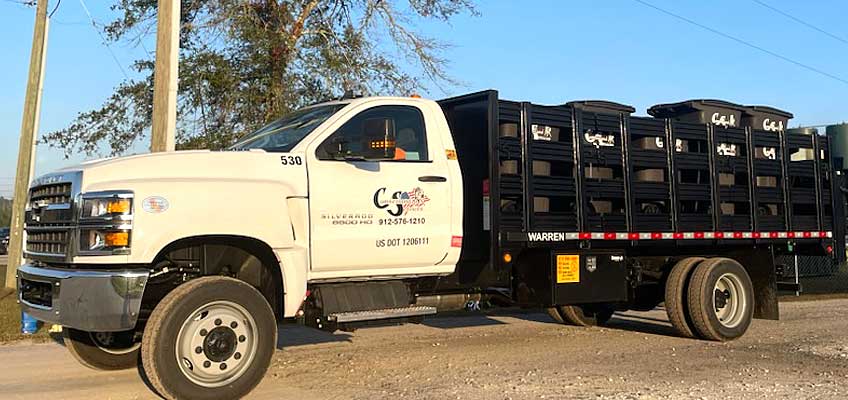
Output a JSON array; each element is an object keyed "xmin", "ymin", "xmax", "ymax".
[{"xmin": 2, "ymin": 299, "xmax": 848, "ymax": 399}]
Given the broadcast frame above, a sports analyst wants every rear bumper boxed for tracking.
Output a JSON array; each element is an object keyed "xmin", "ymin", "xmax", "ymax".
[{"xmin": 16, "ymin": 264, "xmax": 149, "ymax": 332}]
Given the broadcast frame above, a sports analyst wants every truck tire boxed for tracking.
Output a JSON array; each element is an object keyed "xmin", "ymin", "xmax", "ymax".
[
  {"xmin": 64, "ymin": 328, "xmax": 140, "ymax": 370},
  {"xmin": 664, "ymin": 257, "xmax": 704, "ymax": 338},
  {"xmin": 686, "ymin": 258, "xmax": 754, "ymax": 341},
  {"xmin": 546, "ymin": 307, "xmax": 566, "ymax": 324},
  {"xmin": 557, "ymin": 304, "xmax": 614, "ymax": 327},
  {"xmin": 141, "ymin": 276, "xmax": 277, "ymax": 400}
]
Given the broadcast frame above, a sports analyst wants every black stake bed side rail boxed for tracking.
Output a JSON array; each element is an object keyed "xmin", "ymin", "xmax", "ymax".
[{"xmin": 438, "ymin": 90, "xmax": 845, "ymax": 265}]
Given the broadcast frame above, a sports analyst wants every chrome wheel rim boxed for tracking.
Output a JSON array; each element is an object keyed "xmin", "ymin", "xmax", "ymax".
[
  {"xmin": 713, "ymin": 273, "xmax": 746, "ymax": 328},
  {"xmin": 175, "ymin": 301, "xmax": 258, "ymax": 388}
]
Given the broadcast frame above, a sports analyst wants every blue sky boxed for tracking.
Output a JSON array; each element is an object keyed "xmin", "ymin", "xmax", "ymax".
[{"xmin": 2, "ymin": 0, "xmax": 848, "ymax": 198}]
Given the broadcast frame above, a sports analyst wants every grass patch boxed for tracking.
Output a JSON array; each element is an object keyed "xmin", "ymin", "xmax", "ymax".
[{"xmin": 0, "ymin": 290, "xmax": 52, "ymax": 343}]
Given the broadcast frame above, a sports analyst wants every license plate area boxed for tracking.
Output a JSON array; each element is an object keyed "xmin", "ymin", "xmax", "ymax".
[{"xmin": 20, "ymin": 278, "xmax": 54, "ymax": 308}]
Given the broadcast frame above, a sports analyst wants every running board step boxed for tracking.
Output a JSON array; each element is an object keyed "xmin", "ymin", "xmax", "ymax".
[{"xmin": 328, "ymin": 306, "xmax": 437, "ymax": 323}]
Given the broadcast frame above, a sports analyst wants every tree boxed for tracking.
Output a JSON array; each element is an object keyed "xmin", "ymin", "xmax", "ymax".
[
  {"xmin": 45, "ymin": 0, "xmax": 475, "ymax": 156},
  {"xmin": 0, "ymin": 198, "xmax": 11, "ymax": 227}
]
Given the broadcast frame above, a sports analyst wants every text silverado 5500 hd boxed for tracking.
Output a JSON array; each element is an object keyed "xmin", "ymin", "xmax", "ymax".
[{"xmin": 17, "ymin": 91, "xmax": 844, "ymax": 399}]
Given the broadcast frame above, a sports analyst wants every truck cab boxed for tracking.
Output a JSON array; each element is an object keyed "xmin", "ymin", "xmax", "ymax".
[{"xmin": 17, "ymin": 95, "xmax": 464, "ymax": 399}]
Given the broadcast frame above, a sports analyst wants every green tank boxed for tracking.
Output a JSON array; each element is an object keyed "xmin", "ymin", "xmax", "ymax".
[{"xmin": 826, "ymin": 123, "xmax": 848, "ymax": 170}]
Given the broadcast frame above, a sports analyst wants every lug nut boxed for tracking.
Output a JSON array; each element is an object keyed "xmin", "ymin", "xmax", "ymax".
[
  {"xmin": 220, "ymin": 363, "xmax": 227, "ymax": 370},
  {"xmin": 195, "ymin": 346, "xmax": 203, "ymax": 354},
  {"xmin": 238, "ymin": 335, "xmax": 246, "ymax": 343},
  {"xmin": 203, "ymin": 361, "xmax": 211, "ymax": 368},
  {"xmin": 200, "ymin": 329, "xmax": 208, "ymax": 336},
  {"xmin": 230, "ymin": 321, "xmax": 238, "ymax": 329},
  {"xmin": 214, "ymin": 318, "xmax": 222, "ymax": 326},
  {"xmin": 234, "ymin": 352, "xmax": 241, "ymax": 360}
]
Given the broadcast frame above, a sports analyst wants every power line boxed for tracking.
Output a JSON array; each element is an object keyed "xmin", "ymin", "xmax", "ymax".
[
  {"xmin": 752, "ymin": 0, "xmax": 848, "ymax": 46},
  {"xmin": 632, "ymin": 0, "xmax": 848, "ymax": 86},
  {"xmin": 48, "ymin": 0, "xmax": 61, "ymax": 18},
  {"xmin": 78, "ymin": 0, "xmax": 129, "ymax": 79}
]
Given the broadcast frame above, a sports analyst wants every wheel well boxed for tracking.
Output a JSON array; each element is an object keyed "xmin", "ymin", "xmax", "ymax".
[{"xmin": 144, "ymin": 235, "xmax": 285, "ymax": 321}]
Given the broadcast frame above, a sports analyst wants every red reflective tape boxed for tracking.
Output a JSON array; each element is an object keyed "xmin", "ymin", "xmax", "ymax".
[
  {"xmin": 540, "ymin": 231, "xmax": 831, "ymax": 241},
  {"xmin": 451, "ymin": 236, "xmax": 463, "ymax": 247}
]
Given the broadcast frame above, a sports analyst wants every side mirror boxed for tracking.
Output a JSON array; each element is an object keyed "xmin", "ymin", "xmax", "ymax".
[{"xmin": 361, "ymin": 118, "xmax": 396, "ymax": 160}]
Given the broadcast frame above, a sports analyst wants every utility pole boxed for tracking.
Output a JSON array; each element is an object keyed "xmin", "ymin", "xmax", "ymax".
[
  {"xmin": 6, "ymin": 0, "xmax": 49, "ymax": 289},
  {"xmin": 150, "ymin": 0, "xmax": 180, "ymax": 153}
]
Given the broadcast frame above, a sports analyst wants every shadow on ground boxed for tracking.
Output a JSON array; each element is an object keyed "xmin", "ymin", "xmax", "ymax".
[{"xmin": 276, "ymin": 323, "xmax": 352, "ymax": 349}]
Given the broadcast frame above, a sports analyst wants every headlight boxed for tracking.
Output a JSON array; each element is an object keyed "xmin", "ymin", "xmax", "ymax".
[
  {"xmin": 82, "ymin": 197, "xmax": 132, "ymax": 219},
  {"xmin": 78, "ymin": 191, "xmax": 133, "ymax": 255},
  {"xmin": 80, "ymin": 228, "xmax": 131, "ymax": 253}
]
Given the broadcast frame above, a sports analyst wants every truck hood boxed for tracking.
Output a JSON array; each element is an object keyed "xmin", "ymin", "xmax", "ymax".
[{"xmin": 58, "ymin": 150, "xmax": 308, "ymax": 197}]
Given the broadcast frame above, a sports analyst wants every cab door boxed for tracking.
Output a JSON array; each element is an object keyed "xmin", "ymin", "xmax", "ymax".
[{"xmin": 306, "ymin": 102, "xmax": 453, "ymax": 275}]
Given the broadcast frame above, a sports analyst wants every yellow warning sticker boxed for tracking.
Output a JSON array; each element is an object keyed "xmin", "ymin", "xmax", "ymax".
[{"xmin": 556, "ymin": 255, "xmax": 580, "ymax": 283}]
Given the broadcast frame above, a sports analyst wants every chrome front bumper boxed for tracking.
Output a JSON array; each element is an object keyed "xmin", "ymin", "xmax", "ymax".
[{"xmin": 17, "ymin": 264, "xmax": 149, "ymax": 332}]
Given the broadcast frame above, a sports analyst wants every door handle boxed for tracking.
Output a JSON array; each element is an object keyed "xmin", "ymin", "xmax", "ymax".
[{"xmin": 418, "ymin": 175, "xmax": 447, "ymax": 183}]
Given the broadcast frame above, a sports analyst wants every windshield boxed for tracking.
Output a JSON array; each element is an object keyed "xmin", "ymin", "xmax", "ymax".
[{"xmin": 230, "ymin": 104, "xmax": 346, "ymax": 151}]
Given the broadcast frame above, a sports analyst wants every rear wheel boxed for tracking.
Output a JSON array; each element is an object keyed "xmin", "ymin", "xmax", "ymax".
[
  {"xmin": 686, "ymin": 258, "xmax": 754, "ymax": 341},
  {"xmin": 556, "ymin": 303, "xmax": 615, "ymax": 327},
  {"xmin": 64, "ymin": 328, "xmax": 140, "ymax": 370},
  {"xmin": 545, "ymin": 307, "xmax": 566, "ymax": 324},
  {"xmin": 141, "ymin": 277, "xmax": 277, "ymax": 400},
  {"xmin": 664, "ymin": 257, "xmax": 704, "ymax": 338}
]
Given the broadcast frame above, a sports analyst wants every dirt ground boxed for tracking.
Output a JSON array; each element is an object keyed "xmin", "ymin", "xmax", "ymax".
[{"xmin": 2, "ymin": 299, "xmax": 848, "ymax": 399}]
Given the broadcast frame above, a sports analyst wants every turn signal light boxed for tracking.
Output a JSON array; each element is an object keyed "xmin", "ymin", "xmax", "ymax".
[
  {"xmin": 503, "ymin": 253, "xmax": 513, "ymax": 263},
  {"xmin": 105, "ymin": 232, "xmax": 129, "ymax": 247},
  {"xmin": 106, "ymin": 199, "xmax": 131, "ymax": 214}
]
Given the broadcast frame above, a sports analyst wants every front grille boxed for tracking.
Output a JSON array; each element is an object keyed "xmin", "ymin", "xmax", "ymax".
[
  {"xmin": 25, "ymin": 172, "xmax": 80, "ymax": 261},
  {"xmin": 30, "ymin": 183, "xmax": 72, "ymax": 207},
  {"xmin": 26, "ymin": 230, "xmax": 70, "ymax": 256}
]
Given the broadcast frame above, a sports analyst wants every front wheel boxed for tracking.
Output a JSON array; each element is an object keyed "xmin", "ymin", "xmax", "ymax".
[
  {"xmin": 141, "ymin": 277, "xmax": 277, "ymax": 400},
  {"xmin": 64, "ymin": 328, "xmax": 140, "ymax": 370}
]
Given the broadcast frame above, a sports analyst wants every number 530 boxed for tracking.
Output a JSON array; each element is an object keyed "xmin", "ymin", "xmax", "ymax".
[{"xmin": 280, "ymin": 155, "xmax": 303, "ymax": 165}]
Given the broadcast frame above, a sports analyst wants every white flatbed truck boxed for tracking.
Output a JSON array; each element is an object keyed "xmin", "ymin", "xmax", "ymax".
[{"xmin": 17, "ymin": 91, "xmax": 844, "ymax": 399}]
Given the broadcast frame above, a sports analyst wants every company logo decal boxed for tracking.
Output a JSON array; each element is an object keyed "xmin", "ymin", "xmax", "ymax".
[
  {"xmin": 584, "ymin": 130, "xmax": 616, "ymax": 148},
  {"xmin": 711, "ymin": 112, "xmax": 737, "ymax": 128},
  {"xmin": 373, "ymin": 187, "xmax": 430, "ymax": 216},
  {"xmin": 142, "ymin": 196, "xmax": 169, "ymax": 213},
  {"xmin": 716, "ymin": 142, "xmax": 738, "ymax": 157},
  {"xmin": 763, "ymin": 118, "xmax": 784, "ymax": 132}
]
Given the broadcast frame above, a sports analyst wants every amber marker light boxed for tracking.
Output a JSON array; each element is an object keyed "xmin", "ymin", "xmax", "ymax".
[
  {"xmin": 105, "ymin": 232, "xmax": 130, "ymax": 247},
  {"xmin": 503, "ymin": 253, "xmax": 513, "ymax": 263},
  {"xmin": 107, "ymin": 198, "xmax": 131, "ymax": 214}
]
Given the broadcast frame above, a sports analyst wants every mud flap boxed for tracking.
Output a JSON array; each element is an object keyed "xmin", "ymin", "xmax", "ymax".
[{"xmin": 728, "ymin": 247, "xmax": 779, "ymax": 320}]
